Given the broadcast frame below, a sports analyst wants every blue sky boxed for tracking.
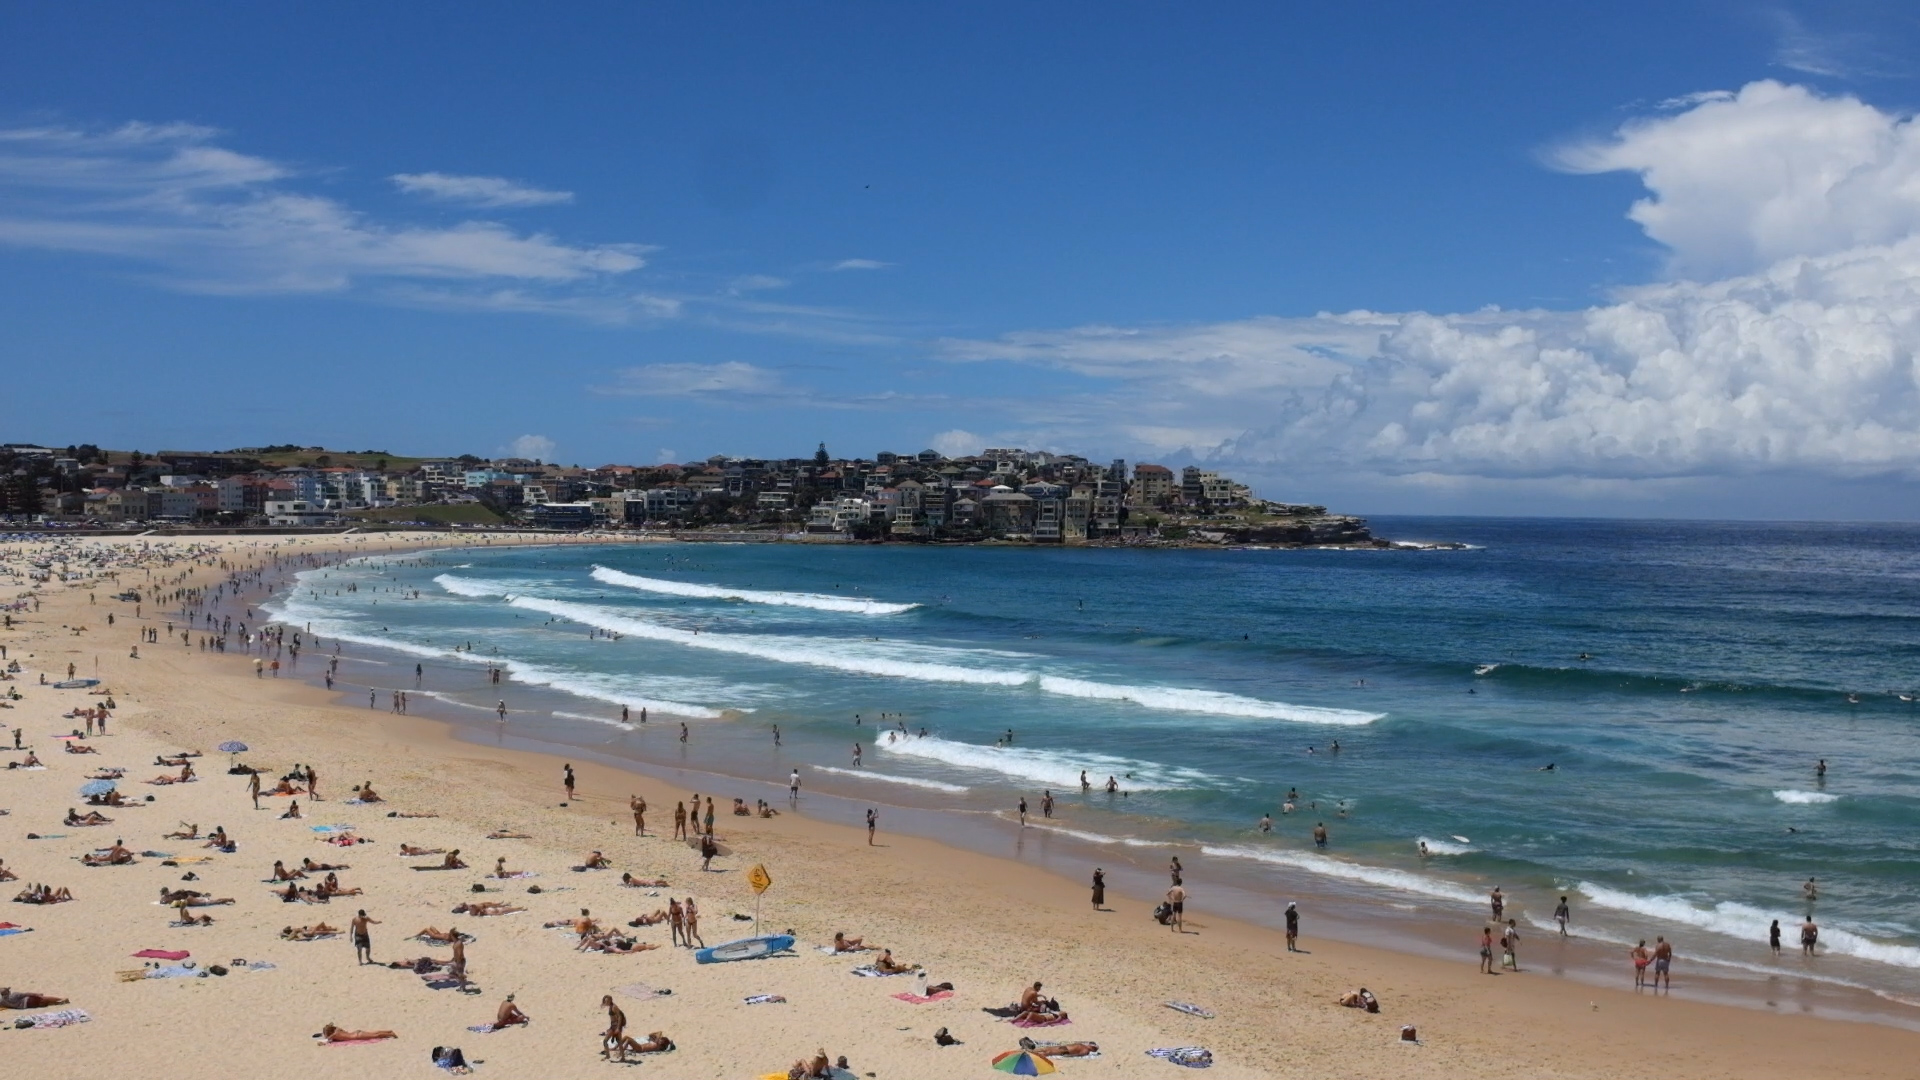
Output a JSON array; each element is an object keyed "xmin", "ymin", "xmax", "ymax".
[{"xmin": 6, "ymin": 3, "xmax": 1920, "ymax": 517}]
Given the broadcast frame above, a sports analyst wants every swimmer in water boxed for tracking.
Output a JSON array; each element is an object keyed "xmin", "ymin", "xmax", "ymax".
[
  {"xmin": 1539, "ymin": 763, "xmax": 1557, "ymax": 771},
  {"xmin": 1418, "ymin": 840, "xmax": 1430, "ymax": 857}
]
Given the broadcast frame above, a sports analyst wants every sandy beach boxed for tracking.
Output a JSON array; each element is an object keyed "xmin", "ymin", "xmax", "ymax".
[{"xmin": 1, "ymin": 533, "xmax": 1916, "ymax": 1078}]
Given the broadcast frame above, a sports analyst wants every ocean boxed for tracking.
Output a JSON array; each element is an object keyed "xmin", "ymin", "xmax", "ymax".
[{"xmin": 260, "ymin": 518, "xmax": 1920, "ymax": 1018}]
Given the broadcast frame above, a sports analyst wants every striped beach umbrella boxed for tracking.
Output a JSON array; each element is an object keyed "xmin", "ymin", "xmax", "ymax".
[{"xmin": 990, "ymin": 1050, "xmax": 1056, "ymax": 1074}]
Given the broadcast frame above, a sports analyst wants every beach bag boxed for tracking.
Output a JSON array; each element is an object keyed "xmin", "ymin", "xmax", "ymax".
[
  {"xmin": 1153, "ymin": 902, "xmax": 1173, "ymax": 924},
  {"xmin": 1401, "ymin": 1025, "xmax": 1418, "ymax": 1042}
]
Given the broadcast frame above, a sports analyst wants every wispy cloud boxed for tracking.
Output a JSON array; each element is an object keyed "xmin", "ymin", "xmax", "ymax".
[
  {"xmin": 391, "ymin": 172, "xmax": 574, "ymax": 208},
  {"xmin": 829, "ymin": 258, "xmax": 891, "ymax": 271},
  {"xmin": 597, "ymin": 361, "xmax": 789, "ymax": 397},
  {"xmin": 0, "ymin": 122, "xmax": 644, "ymax": 309},
  {"xmin": 1768, "ymin": 10, "xmax": 1886, "ymax": 80}
]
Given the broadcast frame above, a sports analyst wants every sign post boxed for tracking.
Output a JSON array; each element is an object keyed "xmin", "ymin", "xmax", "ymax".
[{"xmin": 747, "ymin": 863, "xmax": 773, "ymax": 935}]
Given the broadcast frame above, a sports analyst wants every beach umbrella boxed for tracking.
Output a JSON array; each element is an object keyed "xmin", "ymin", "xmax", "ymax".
[
  {"xmin": 218, "ymin": 741, "xmax": 249, "ymax": 753},
  {"xmin": 78, "ymin": 779, "xmax": 117, "ymax": 797},
  {"xmin": 990, "ymin": 1050, "xmax": 1056, "ymax": 1075}
]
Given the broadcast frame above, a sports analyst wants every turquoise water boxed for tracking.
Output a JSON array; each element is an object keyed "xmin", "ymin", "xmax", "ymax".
[{"xmin": 264, "ymin": 519, "xmax": 1920, "ymax": 1007}]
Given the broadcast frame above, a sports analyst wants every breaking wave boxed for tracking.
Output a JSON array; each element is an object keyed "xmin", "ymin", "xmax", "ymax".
[{"xmin": 591, "ymin": 566, "xmax": 918, "ymax": 615}]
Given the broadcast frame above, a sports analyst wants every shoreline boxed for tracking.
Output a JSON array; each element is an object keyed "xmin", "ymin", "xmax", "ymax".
[{"xmin": 3, "ymin": 533, "xmax": 1917, "ymax": 1077}]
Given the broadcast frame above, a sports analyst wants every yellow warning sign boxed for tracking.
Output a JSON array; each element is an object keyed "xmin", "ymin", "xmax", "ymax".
[{"xmin": 748, "ymin": 864, "xmax": 773, "ymax": 895}]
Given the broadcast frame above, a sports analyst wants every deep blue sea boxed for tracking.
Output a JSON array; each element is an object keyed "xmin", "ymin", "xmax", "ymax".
[{"xmin": 264, "ymin": 519, "xmax": 1920, "ymax": 1011}]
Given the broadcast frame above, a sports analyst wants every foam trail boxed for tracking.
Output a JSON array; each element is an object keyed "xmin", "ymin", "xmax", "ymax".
[
  {"xmin": 812, "ymin": 766, "xmax": 969, "ymax": 793},
  {"xmin": 1026, "ymin": 823, "xmax": 1161, "ymax": 848},
  {"xmin": 1202, "ymin": 844, "xmax": 1485, "ymax": 904},
  {"xmin": 268, "ymin": 591, "xmax": 725, "ymax": 718},
  {"xmin": 436, "ymin": 577, "xmax": 1030, "ymax": 686},
  {"xmin": 875, "ymin": 735, "xmax": 1215, "ymax": 791},
  {"xmin": 1577, "ymin": 883, "xmax": 1920, "ymax": 970},
  {"xmin": 1415, "ymin": 836, "xmax": 1472, "ymax": 855},
  {"xmin": 591, "ymin": 566, "xmax": 918, "ymax": 615},
  {"xmin": 1774, "ymin": 790, "xmax": 1840, "ymax": 804},
  {"xmin": 434, "ymin": 576, "xmax": 1378, "ymax": 724},
  {"xmin": 1038, "ymin": 676, "xmax": 1383, "ymax": 725}
]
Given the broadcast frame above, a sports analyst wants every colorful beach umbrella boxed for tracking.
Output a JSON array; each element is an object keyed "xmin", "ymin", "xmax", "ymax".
[
  {"xmin": 78, "ymin": 779, "xmax": 117, "ymax": 797},
  {"xmin": 218, "ymin": 741, "xmax": 249, "ymax": 753},
  {"xmin": 991, "ymin": 1050, "xmax": 1056, "ymax": 1075}
]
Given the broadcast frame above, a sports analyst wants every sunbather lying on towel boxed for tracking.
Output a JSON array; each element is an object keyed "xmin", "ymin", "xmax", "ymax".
[
  {"xmin": 399, "ymin": 844, "xmax": 444, "ymax": 856},
  {"xmin": 302, "ymin": 858, "xmax": 348, "ymax": 872},
  {"xmin": 318, "ymin": 1023, "xmax": 396, "ymax": 1042},
  {"xmin": 163, "ymin": 823, "xmax": 199, "ymax": 840},
  {"xmin": 282, "ymin": 924, "xmax": 340, "ymax": 940},
  {"xmin": 619, "ymin": 874, "xmax": 668, "ymax": 888},
  {"xmin": 452, "ymin": 901, "xmax": 523, "ymax": 916},
  {"xmin": 608, "ymin": 1030, "xmax": 672, "ymax": 1055},
  {"xmin": 14, "ymin": 884, "xmax": 74, "ymax": 904},
  {"xmin": 486, "ymin": 829, "xmax": 531, "ymax": 839},
  {"xmin": 414, "ymin": 927, "xmax": 472, "ymax": 944},
  {"xmin": 65, "ymin": 808, "xmax": 111, "ymax": 826},
  {"xmin": 832, "ymin": 932, "xmax": 871, "ymax": 952},
  {"xmin": 1019, "ymin": 1038, "xmax": 1099, "ymax": 1057},
  {"xmin": 626, "ymin": 910, "xmax": 668, "ymax": 927},
  {"xmin": 160, "ymin": 887, "xmax": 233, "ymax": 906}
]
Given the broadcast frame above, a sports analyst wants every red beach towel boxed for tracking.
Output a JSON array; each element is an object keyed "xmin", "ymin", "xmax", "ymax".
[{"xmin": 133, "ymin": 949, "xmax": 190, "ymax": 960}]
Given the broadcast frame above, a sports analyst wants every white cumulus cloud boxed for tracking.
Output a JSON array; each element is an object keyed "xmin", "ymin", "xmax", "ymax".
[
  {"xmin": 505, "ymin": 434, "xmax": 556, "ymax": 461},
  {"xmin": 941, "ymin": 83, "xmax": 1920, "ymax": 495},
  {"xmin": 1555, "ymin": 80, "xmax": 1920, "ymax": 280}
]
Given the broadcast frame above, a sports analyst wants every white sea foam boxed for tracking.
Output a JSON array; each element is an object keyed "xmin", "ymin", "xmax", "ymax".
[
  {"xmin": 1201, "ymin": 844, "xmax": 1485, "ymax": 904},
  {"xmin": 591, "ymin": 566, "xmax": 918, "ymax": 615},
  {"xmin": 876, "ymin": 735, "xmax": 1216, "ymax": 791},
  {"xmin": 1025, "ymin": 823, "xmax": 1162, "ymax": 847},
  {"xmin": 1773, "ymin": 789, "xmax": 1840, "ymax": 804},
  {"xmin": 1038, "ymin": 676, "xmax": 1383, "ymax": 725},
  {"xmin": 1576, "ymin": 882, "xmax": 1920, "ymax": 970},
  {"xmin": 1415, "ymin": 836, "xmax": 1473, "ymax": 856},
  {"xmin": 812, "ymin": 765, "xmax": 969, "ymax": 793},
  {"xmin": 433, "ymin": 576, "xmax": 1379, "ymax": 725}
]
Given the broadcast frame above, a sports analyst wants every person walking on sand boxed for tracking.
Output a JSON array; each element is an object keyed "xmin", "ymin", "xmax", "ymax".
[
  {"xmin": 1502, "ymin": 919, "xmax": 1521, "ymax": 970},
  {"xmin": 667, "ymin": 898, "xmax": 685, "ymax": 947},
  {"xmin": 306, "ymin": 765, "xmax": 319, "ymax": 801},
  {"xmin": 1042, "ymin": 790, "xmax": 1053, "ymax": 818},
  {"xmin": 684, "ymin": 897, "xmax": 704, "ymax": 948},
  {"xmin": 789, "ymin": 769, "xmax": 801, "ymax": 802},
  {"xmin": 703, "ymin": 798, "xmax": 715, "ymax": 836},
  {"xmin": 630, "ymin": 795, "xmax": 646, "ymax": 836},
  {"xmin": 1091, "ymin": 868, "xmax": 1106, "ymax": 911},
  {"xmin": 679, "ymin": 723, "xmax": 688, "ymax": 744},
  {"xmin": 1481, "ymin": 927, "xmax": 1497, "ymax": 975},
  {"xmin": 248, "ymin": 770, "xmax": 261, "ymax": 810},
  {"xmin": 673, "ymin": 802, "xmax": 687, "ymax": 840},
  {"xmin": 351, "ymin": 909, "xmax": 380, "ymax": 965},
  {"xmin": 1554, "ymin": 895, "xmax": 1571, "ymax": 936},
  {"xmin": 563, "ymin": 764, "xmax": 575, "ymax": 802},
  {"xmin": 1166, "ymin": 882, "xmax": 1186, "ymax": 933},
  {"xmin": 866, "ymin": 808, "xmax": 877, "ymax": 845}
]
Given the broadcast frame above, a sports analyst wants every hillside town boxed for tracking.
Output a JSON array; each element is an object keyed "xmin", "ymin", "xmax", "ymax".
[{"xmin": 0, "ymin": 441, "xmax": 1379, "ymax": 545}]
